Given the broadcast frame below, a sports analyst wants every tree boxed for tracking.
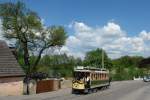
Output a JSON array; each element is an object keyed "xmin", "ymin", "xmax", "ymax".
[
  {"xmin": 0, "ymin": 1, "xmax": 67, "ymax": 95},
  {"xmin": 0, "ymin": 1, "xmax": 67, "ymax": 74},
  {"xmin": 112, "ymin": 56, "xmax": 144, "ymax": 80},
  {"xmin": 138, "ymin": 57, "xmax": 150, "ymax": 68},
  {"xmin": 83, "ymin": 48, "xmax": 112, "ymax": 69}
]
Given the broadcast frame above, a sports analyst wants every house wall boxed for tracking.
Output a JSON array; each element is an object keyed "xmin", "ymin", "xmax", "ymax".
[{"xmin": 0, "ymin": 77, "xmax": 24, "ymax": 96}]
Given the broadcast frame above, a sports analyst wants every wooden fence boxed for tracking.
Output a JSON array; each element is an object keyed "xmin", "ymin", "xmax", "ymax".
[{"xmin": 36, "ymin": 79, "xmax": 60, "ymax": 93}]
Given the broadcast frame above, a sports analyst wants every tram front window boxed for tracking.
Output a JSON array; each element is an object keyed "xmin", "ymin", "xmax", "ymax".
[
  {"xmin": 73, "ymin": 72, "xmax": 90, "ymax": 82},
  {"xmin": 74, "ymin": 72, "xmax": 84, "ymax": 81}
]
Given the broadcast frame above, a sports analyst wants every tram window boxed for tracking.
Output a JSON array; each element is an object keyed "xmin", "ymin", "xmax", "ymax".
[
  {"xmin": 93, "ymin": 74, "xmax": 95, "ymax": 80},
  {"xmin": 97, "ymin": 74, "xmax": 98, "ymax": 80},
  {"xmin": 100, "ymin": 74, "xmax": 101, "ymax": 79},
  {"xmin": 99, "ymin": 73, "xmax": 101, "ymax": 80},
  {"xmin": 93, "ymin": 74, "xmax": 95, "ymax": 79},
  {"xmin": 74, "ymin": 72, "xmax": 87, "ymax": 81},
  {"xmin": 104, "ymin": 74, "xmax": 106, "ymax": 79},
  {"xmin": 100, "ymin": 74, "xmax": 101, "ymax": 80},
  {"xmin": 96, "ymin": 74, "xmax": 97, "ymax": 80},
  {"xmin": 102, "ymin": 74, "xmax": 104, "ymax": 79},
  {"xmin": 91, "ymin": 74, "xmax": 93, "ymax": 80},
  {"xmin": 106, "ymin": 74, "xmax": 108, "ymax": 79},
  {"xmin": 93, "ymin": 74, "xmax": 94, "ymax": 80},
  {"xmin": 92, "ymin": 74, "xmax": 94, "ymax": 80},
  {"xmin": 103, "ymin": 74, "xmax": 105, "ymax": 79},
  {"xmin": 99, "ymin": 73, "xmax": 100, "ymax": 79}
]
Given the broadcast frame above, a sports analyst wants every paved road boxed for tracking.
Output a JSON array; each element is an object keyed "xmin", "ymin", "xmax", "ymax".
[{"xmin": 0, "ymin": 80, "xmax": 150, "ymax": 100}]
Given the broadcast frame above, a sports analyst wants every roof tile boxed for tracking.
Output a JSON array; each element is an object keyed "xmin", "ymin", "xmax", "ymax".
[{"xmin": 0, "ymin": 41, "xmax": 25, "ymax": 77}]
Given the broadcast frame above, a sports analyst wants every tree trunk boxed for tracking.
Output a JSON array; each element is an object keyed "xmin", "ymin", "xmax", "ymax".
[
  {"xmin": 26, "ymin": 80, "xmax": 30, "ymax": 95},
  {"xmin": 32, "ymin": 48, "xmax": 45, "ymax": 72},
  {"xmin": 21, "ymin": 42, "xmax": 31, "ymax": 95},
  {"xmin": 22, "ymin": 42, "xmax": 31, "ymax": 74}
]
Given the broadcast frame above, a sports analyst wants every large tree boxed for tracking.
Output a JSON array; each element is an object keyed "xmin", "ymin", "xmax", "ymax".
[
  {"xmin": 112, "ymin": 56, "xmax": 144, "ymax": 68},
  {"xmin": 83, "ymin": 48, "xmax": 112, "ymax": 70},
  {"xmin": 111, "ymin": 56, "xmax": 144, "ymax": 80},
  {"xmin": 138, "ymin": 57, "xmax": 150, "ymax": 69},
  {"xmin": 38, "ymin": 53, "xmax": 82, "ymax": 77},
  {"xmin": 0, "ymin": 1, "xmax": 67, "ymax": 75}
]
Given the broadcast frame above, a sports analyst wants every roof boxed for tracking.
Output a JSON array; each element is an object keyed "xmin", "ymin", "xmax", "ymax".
[
  {"xmin": 0, "ymin": 40, "xmax": 25, "ymax": 77},
  {"xmin": 74, "ymin": 69, "xmax": 109, "ymax": 74},
  {"xmin": 74, "ymin": 66, "xmax": 109, "ymax": 73},
  {"xmin": 75, "ymin": 66, "xmax": 108, "ymax": 71}
]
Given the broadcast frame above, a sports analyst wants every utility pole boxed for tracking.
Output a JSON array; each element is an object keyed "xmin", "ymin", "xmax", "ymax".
[{"xmin": 102, "ymin": 49, "xmax": 104, "ymax": 68}]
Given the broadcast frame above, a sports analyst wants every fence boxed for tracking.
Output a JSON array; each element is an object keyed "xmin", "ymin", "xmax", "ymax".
[{"xmin": 36, "ymin": 79, "xmax": 61, "ymax": 93}]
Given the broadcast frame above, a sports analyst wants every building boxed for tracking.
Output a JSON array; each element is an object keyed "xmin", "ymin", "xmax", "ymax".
[{"xmin": 0, "ymin": 40, "xmax": 25, "ymax": 96}]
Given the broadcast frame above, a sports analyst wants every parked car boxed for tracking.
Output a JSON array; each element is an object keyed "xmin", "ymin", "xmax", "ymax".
[{"xmin": 143, "ymin": 75, "xmax": 150, "ymax": 82}]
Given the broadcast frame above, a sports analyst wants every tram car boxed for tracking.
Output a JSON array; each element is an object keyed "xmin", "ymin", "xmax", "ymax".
[{"xmin": 72, "ymin": 66, "xmax": 111, "ymax": 94}]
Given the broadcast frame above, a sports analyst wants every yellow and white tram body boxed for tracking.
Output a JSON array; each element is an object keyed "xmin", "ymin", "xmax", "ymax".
[{"xmin": 72, "ymin": 66, "xmax": 110, "ymax": 93}]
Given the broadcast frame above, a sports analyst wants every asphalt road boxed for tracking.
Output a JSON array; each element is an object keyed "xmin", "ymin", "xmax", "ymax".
[{"xmin": 0, "ymin": 80, "xmax": 150, "ymax": 100}]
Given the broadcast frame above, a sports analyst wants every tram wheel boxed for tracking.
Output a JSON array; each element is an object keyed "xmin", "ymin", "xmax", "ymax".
[
  {"xmin": 93, "ymin": 88, "xmax": 98, "ymax": 93},
  {"xmin": 88, "ymin": 89, "xmax": 92, "ymax": 94}
]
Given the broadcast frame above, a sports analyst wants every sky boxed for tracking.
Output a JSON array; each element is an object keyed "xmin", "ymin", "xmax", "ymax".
[{"xmin": 0, "ymin": 0, "xmax": 150, "ymax": 59}]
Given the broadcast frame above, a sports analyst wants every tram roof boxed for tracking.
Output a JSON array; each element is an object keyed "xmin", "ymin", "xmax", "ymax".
[{"xmin": 74, "ymin": 66, "xmax": 109, "ymax": 73}]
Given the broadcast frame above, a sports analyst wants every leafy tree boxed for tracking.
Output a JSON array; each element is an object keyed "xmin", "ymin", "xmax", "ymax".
[
  {"xmin": 0, "ymin": 1, "xmax": 67, "ymax": 95},
  {"xmin": 112, "ymin": 56, "xmax": 143, "ymax": 68},
  {"xmin": 138, "ymin": 57, "xmax": 150, "ymax": 68},
  {"xmin": 112, "ymin": 56, "xmax": 144, "ymax": 80},
  {"xmin": 83, "ymin": 48, "xmax": 112, "ymax": 70},
  {"xmin": 37, "ymin": 53, "xmax": 82, "ymax": 77},
  {"xmin": 0, "ymin": 1, "xmax": 67, "ymax": 75}
]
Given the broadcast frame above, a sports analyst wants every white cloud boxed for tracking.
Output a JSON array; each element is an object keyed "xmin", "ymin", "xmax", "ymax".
[
  {"xmin": 74, "ymin": 22, "xmax": 92, "ymax": 32},
  {"xmin": 0, "ymin": 18, "xmax": 149, "ymax": 59},
  {"xmin": 139, "ymin": 30, "xmax": 150, "ymax": 41},
  {"xmin": 60, "ymin": 21, "xmax": 150, "ymax": 59},
  {"xmin": 103, "ymin": 22, "xmax": 126, "ymax": 37},
  {"xmin": 131, "ymin": 37, "xmax": 144, "ymax": 52}
]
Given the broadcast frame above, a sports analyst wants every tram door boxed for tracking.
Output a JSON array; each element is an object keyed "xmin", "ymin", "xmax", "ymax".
[{"xmin": 84, "ymin": 72, "xmax": 90, "ymax": 88}]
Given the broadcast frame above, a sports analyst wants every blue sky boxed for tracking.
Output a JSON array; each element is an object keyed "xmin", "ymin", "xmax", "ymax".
[
  {"xmin": 0, "ymin": 0, "xmax": 150, "ymax": 58},
  {"xmin": 1, "ymin": 0, "xmax": 150, "ymax": 35}
]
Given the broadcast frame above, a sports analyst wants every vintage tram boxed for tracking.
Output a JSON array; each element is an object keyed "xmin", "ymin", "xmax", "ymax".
[{"xmin": 72, "ymin": 66, "xmax": 111, "ymax": 94}]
